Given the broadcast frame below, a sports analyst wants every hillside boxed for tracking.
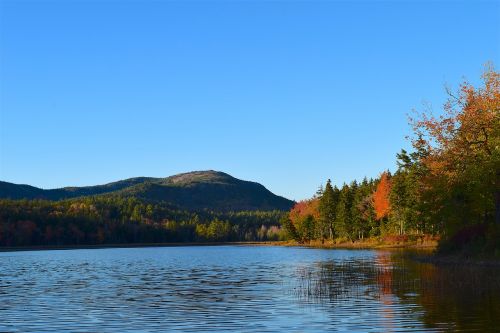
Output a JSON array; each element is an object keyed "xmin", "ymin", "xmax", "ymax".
[{"xmin": 0, "ymin": 171, "xmax": 294, "ymax": 211}]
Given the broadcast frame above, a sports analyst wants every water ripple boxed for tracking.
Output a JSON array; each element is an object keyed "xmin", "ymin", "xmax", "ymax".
[{"xmin": 0, "ymin": 246, "xmax": 498, "ymax": 332}]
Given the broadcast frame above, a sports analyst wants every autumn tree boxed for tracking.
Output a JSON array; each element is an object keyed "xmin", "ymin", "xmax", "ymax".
[
  {"xmin": 411, "ymin": 64, "xmax": 500, "ymax": 231},
  {"xmin": 373, "ymin": 172, "xmax": 392, "ymax": 221},
  {"xmin": 288, "ymin": 199, "xmax": 319, "ymax": 243}
]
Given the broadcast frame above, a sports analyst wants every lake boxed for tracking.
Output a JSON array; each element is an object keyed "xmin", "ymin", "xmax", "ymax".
[{"xmin": 1, "ymin": 245, "xmax": 499, "ymax": 332}]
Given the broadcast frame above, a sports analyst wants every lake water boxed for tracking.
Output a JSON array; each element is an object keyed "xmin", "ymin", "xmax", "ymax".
[{"xmin": 1, "ymin": 245, "xmax": 499, "ymax": 332}]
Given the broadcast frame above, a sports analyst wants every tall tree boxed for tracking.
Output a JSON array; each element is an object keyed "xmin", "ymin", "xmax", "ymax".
[
  {"xmin": 350, "ymin": 180, "xmax": 364, "ymax": 239},
  {"xmin": 336, "ymin": 184, "xmax": 353, "ymax": 239},
  {"xmin": 318, "ymin": 179, "xmax": 338, "ymax": 241},
  {"xmin": 357, "ymin": 177, "xmax": 377, "ymax": 237},
  {"xmin": 390, "ymin": 150, "xmax": 421, "ymax": 235},
  {"xmin": 373, "ymin": 172, "xmax": 392, "ymax": 221},
  {"xmin": 411, "ymin": 64, "xmax": 500, "ymax": 229}
]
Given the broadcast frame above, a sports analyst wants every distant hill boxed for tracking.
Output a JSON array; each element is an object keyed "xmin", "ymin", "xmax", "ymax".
[{"xmin": 0, "ymin": 171, "xmax": 294, "ymax": 211}]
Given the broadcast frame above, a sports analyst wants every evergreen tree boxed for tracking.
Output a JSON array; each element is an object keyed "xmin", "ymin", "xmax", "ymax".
[
  {"xmin": 300, "ymin": 215, "xmax": 316, "ymax": 243},
  {"xmin": 335, "ymin": 184, "xmax": 353, "ymax": 240},
  {"xmin": 390, "ymin": 150, "xmax": 421, "ymax": 235},
  {"xmin": 280, "ymin": 215, "xmax": 298, "ymax": 241},
  {"xmin": 318, "ymin": 179, "xmax": 338, "ymax": 241},
  {"xmin": 350, "ymin": 180, "xmax": 364, "ymax": 240}
]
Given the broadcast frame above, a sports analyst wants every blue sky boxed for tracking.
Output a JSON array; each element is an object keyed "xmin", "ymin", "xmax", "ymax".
[{"xmin": 1, "ymin": 1, "xmax": 499, "ymax": 200}]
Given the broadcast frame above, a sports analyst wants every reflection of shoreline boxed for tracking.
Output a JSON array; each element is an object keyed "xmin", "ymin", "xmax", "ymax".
[
  {"xmin": 294, "ymin": 250, "xmax": 500, "ymax": 331},
  {"xmin": 0, "ymin": 239, "xmax": 437, "ymax": 253},
  {"xmin": 0, "ymin": 242, "xmax": 274, "ymax": 252},
  {"xmin": 414, "ymin": 254, "xmax": 500, "ymax": 267}
]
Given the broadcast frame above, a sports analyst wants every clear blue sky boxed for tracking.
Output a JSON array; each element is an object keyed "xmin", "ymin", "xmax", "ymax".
[{"xmin": 1, "ymin": 1, "xmax": 499, "ymax": 200}]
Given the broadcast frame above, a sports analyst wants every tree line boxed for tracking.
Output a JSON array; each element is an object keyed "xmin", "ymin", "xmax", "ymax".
[
  {"xmin": 0, "ymin": 196, "xmax": 287, "ymax": 247},
  {"xmin": 282, "ymin": 65, "xmax": 499, "ymax": 255}
]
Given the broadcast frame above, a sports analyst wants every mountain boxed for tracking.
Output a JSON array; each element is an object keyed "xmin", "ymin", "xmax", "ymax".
[{"xmin": 0, "ymin": 171, "xmax": 294, "ymax": 211}]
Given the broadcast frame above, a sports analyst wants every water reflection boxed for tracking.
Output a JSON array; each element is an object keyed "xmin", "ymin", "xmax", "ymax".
[
  {"xmin": 296, "ymin": 250, "xmax": 500, "ymax": 332},
  {"xmin": 0, "ymin": 246, "xmax": 499, "ymax": 332}
]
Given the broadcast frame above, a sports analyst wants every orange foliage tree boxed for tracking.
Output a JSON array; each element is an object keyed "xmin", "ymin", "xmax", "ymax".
[
  {"xmin": 411, "ymin": 64, "xmax": 500, "ymax": 227},
  {"xmin": 373, "ymin": 172, "xmax": 392, "ymax": 220},
  {"xmin": 289, "ymin": 199, "xmax": 320, "ymax": 222},
  {"xmin": 288, "ymin": 199, "xmax": 320, "ymax": 242}
]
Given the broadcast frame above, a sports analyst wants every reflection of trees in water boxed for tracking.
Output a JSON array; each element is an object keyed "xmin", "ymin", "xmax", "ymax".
[
  {"xmin": 295, "ymin": 259, "xmax": 380, "ymax": 301},
  {"xmin": 391, "ymin": 254, "xmax": 500, "ymax": 331},
  {"xmin": 294, "ymin": 252, "xmax": 396, "ymax": 302},
  {"xmin": 294, "ymin": 251, "xmax": 500, "ymax": 331}
]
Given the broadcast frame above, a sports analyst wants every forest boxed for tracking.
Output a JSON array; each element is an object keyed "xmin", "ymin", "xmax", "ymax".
[
  {"xmin": 0, "ymin": 197, "xmax": 286, "ymax": 247},
  {"xmin": 281, "ymin": 66, "xmax": 499, "ymax": 256}
]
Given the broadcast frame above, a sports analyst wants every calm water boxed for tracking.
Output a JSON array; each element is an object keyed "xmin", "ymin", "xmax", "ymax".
[{"xmin": 1, "ymin": 246, "xmax": 499, "ymax": 332}]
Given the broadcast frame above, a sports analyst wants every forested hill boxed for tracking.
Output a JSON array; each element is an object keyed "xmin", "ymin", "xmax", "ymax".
[{"xmin": 0, "ymin": 171, "xmax": 294, "ymax": 212}]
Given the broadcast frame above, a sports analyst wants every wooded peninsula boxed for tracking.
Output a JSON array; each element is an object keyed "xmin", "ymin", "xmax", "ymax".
[{"xmin": 282, "ymin": 66, "xmax": 499, "ymax": 258}]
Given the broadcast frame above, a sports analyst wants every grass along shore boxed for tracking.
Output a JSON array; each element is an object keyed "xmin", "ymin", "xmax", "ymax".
[{"xmin": 266, "ymin": 236, "xmax": 438, "ymax": 250}]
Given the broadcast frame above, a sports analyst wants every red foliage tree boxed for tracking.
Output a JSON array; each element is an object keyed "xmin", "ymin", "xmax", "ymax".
[
  {"xmin": 373, "ymin": 172, "xmax": 392, "ymax": 220},
  {"xmin": 289, "ymin": 199, "xmax": 320, "ymax": 225}
]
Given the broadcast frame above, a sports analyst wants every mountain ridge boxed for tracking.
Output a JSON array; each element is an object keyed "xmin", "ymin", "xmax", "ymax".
[{"xmin": 0, "ymin": 170, "xmax": 294, "ymax": 211}]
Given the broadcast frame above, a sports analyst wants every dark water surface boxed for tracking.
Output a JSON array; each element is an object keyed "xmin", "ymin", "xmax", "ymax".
[{"xmin": 1, "ymin": 245, "xmax": 499, "ymax": 332}]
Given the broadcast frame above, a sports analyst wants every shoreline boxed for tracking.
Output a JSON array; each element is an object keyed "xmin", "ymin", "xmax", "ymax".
[
  {"xmin": 0, "ymin": 242, "xmax": 266, "ymax": 252},
  {"xmin": 276, "ymin": 239, "xmax": 438, "ymax": 250},
  {"xmin": 0, "ymin": 239, "xmax": 437, "ymax": 252}
]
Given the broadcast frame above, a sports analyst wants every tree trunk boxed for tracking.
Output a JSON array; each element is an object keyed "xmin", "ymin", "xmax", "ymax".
[
  {"xmin": 496, "ymin": 189, "xmax": 500, "ymax": 224},
  {"xmin": 496, "ymin": 170, "xmax": 500, "ymax": 224}
]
